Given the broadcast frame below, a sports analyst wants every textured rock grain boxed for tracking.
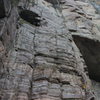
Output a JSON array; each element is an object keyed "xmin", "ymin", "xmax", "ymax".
[{"xmin": 0, "ymin": 0, "xmax": 100, "ymax": 100}]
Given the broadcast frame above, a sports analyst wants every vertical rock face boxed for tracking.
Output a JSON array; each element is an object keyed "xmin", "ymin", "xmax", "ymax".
[{"xmin": 0, "ymin": 0, "xmax": 100, "ymax": 100}]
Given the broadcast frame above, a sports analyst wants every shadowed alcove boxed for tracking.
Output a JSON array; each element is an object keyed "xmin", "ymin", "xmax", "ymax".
[
  {"xmin": 44, "ymin": 0, "xmax": 59, "ymax": 4},
  {"xmin": 44, "ymin": 0, "xmax": 65, "ymax": 5},
  {"xmin": 19, "ymin": 9, "xmax": 41, "ymax": 26},
  {"xmin": 73, "ymin": 35, "xmax": 100, "ymax": 82},
  {"xmin": 0, "ymin": 0, "xmax": 6, "ymax": 18}
]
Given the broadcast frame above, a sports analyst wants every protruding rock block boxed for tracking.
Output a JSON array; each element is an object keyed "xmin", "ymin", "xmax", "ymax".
[{"xmin": 61, "ymin": 85, "xmax": 84, "ymax": 99}]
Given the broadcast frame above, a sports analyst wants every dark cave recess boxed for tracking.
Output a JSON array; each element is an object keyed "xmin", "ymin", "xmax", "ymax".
[
  {"xmin": 0, "ymin": 0, "xmax": 6, "ymax": 18},
  {"xmin": 44, "ymin": 0, "xmax": 65, "ymax": 5},
  {"xmin": 19, "ymin": 9, "xmax": 41, "ymax": 26},
  {"xmin": 73, "ymin": 35, "xmax": 100, "ymax": 82},
  {"xmin": 0, "ymin": 0, "xmax": 11, "ymax": 19}
]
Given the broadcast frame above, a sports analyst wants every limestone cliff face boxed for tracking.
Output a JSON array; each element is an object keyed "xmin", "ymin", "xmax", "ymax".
[{"xmin": 0, "ymin": 0, "xmax": 100, "ymax": 100}]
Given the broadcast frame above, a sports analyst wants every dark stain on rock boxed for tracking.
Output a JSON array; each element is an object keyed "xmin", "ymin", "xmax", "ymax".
[{"xmin": 19, "ymin": 9, "xmax": 41, "ymax": 26}]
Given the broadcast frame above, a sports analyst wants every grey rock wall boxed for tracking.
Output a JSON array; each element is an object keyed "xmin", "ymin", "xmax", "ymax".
[{"xmin": 0, "ymin": 0, "xmax": 100, "ymax": 100}]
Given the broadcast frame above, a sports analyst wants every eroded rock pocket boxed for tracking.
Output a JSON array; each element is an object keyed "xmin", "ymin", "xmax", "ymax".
[
  {"xmin": 19, "ymin": 9, "xmax": 41, "ymax": 26},
  {"xmin": 73, "ymin": 35, "xmax": 100, "ymax": 82}
]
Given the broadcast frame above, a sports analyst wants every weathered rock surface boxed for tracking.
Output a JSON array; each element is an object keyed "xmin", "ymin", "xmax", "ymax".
[{"xmin": 0, "ymin": 0, "xmax": 100, "ymax": 100}]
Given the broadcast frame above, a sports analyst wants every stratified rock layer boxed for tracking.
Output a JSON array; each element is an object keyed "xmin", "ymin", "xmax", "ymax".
[{"xmin": 0, "ymin": 0, "xmax": 100, "ymax": 100}]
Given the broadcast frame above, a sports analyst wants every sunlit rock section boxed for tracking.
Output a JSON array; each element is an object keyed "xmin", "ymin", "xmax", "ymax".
[{"xmin": 92, "ymin": 80, "xmax": 100, "ymax": 100}]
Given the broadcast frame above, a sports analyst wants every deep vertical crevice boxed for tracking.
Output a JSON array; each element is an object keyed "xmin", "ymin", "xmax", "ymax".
[{"xmin": 0, "ymin": 0, "xmax": 6, "ymax": 18}]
